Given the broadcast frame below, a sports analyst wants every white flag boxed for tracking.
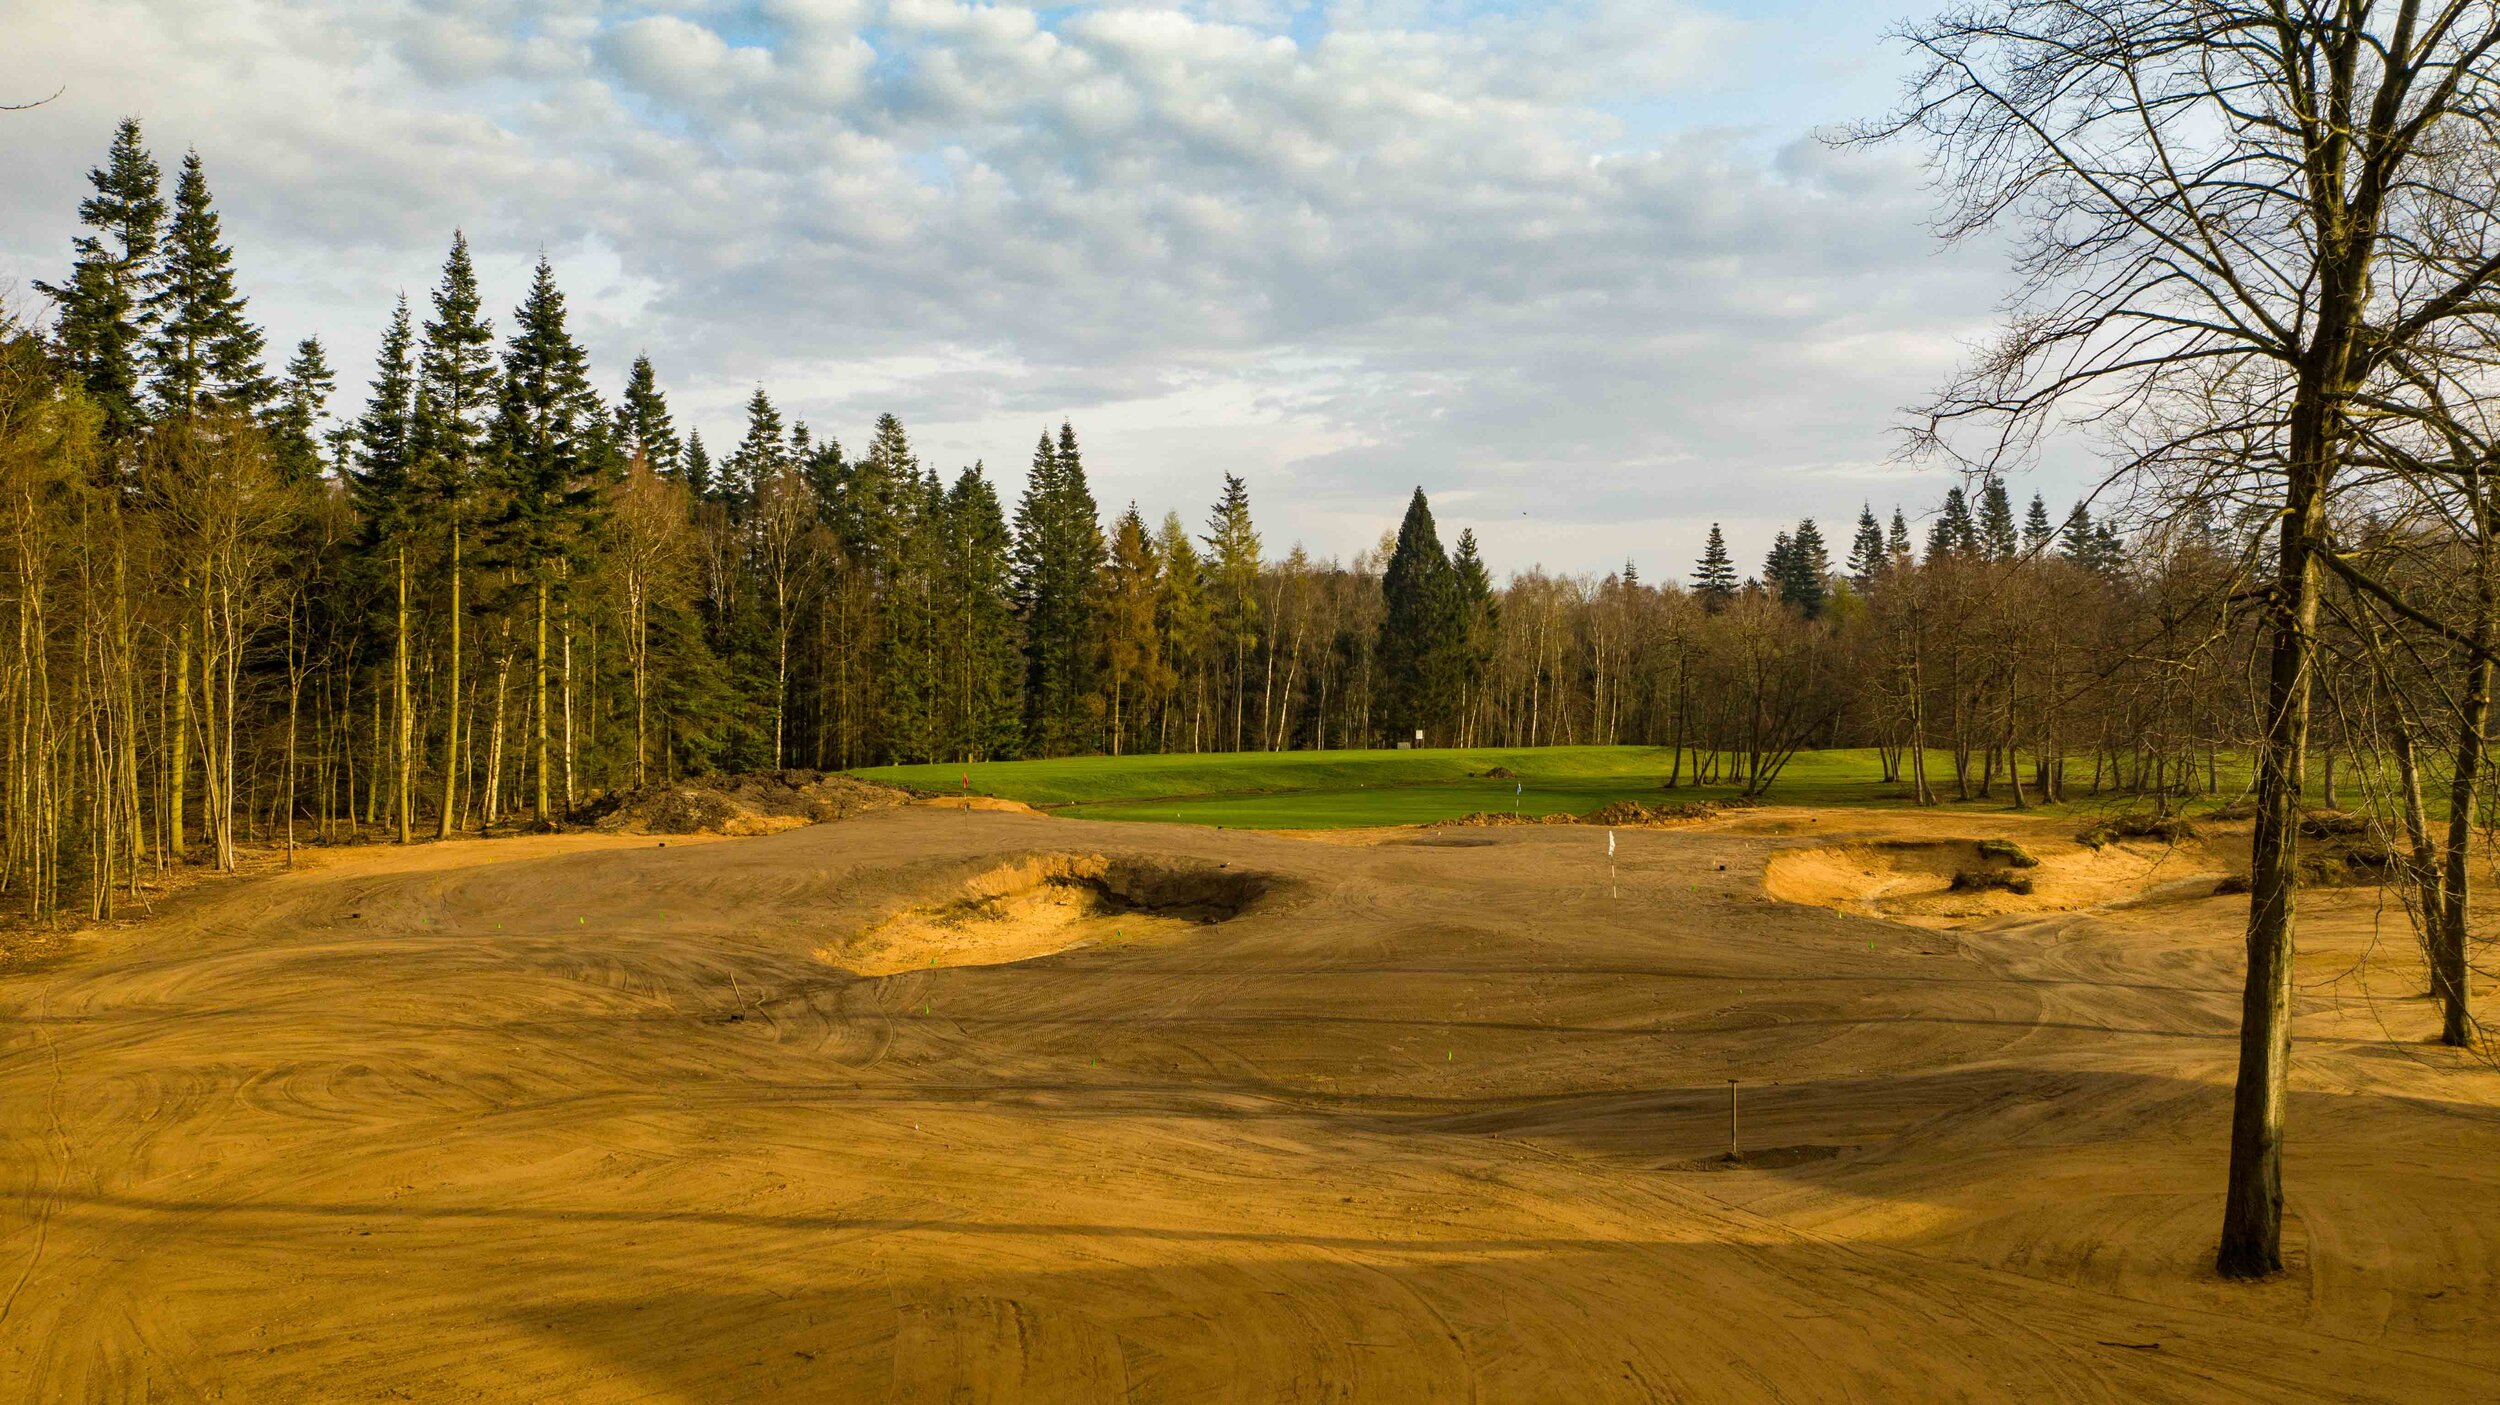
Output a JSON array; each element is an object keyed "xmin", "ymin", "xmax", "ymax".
[{"xmin": 1608, "ymin": 829, "xmax": 1616, "ymax": 857}]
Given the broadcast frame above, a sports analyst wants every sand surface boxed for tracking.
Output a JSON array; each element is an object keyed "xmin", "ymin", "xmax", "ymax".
[{"xmin": 1, "ymin": 807, "xmax": 2494, "ymax": 1400}]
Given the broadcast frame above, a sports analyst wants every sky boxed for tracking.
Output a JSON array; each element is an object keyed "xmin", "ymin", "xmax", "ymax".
[{"xmin": 0, "ymin": 0, "xmax": 2065, "ymax": 581}]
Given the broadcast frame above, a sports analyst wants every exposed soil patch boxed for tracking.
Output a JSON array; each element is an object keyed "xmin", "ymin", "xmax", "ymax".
[
  {"xmin": 824, "ymin": 852, "xmax": 1267, "ymax": 975},
  {"xmin": 583, "ymin": 770, "xmax": 911, "ymax": 835},
  {"xmin": 1766, "ymin": 831, "xmax": 2219, "ymax": 925},
  {"xmin": 1672, "ymin": 1144, "xmax": 1853, "ymax": 1172}
]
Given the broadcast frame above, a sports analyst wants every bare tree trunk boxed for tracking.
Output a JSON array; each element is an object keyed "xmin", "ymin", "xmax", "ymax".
[
  {"xmin": 534, "ymin": 574, "xmax": 551, "ymax": 824},
  {"xmin": 170, "ymin": 609, "xmax": 191, "ymax": 858},
  {"xmin": 394, "ymin": 545, "xmax": 412, "ymax": 844},
  {"xmin": 2219, "ymin": 436, "xmax": 2328, "ymax": 1280},
  {"xmin": 2436, "ymin": 635, "xmax": 2492, "ymax": 1047},
  {"xmin": 436, "ymin": 523, "xmax": 459, "ymax": 839}
]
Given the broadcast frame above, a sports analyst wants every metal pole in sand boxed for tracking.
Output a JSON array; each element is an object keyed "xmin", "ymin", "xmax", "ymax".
[{"xmin": 1727, "ymin": 1079, "xmax": 1740, "ymax": 1161}]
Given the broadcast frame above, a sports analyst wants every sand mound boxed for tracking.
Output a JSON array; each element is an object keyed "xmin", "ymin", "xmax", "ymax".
[
  {"xmin": 585, "ymin": 770, "xmax": 910, "ymax": 835},
  {"xmin": 1766, "ymin": 833, "xmax": 2218, "ymax": 924},
  {"xmin": 824, "ymin": 852, "xmax": 1266, "ymax": 975},
  {"xmin": 911, "ymin": 794, "xmax": 1043, "ymax": 815}
]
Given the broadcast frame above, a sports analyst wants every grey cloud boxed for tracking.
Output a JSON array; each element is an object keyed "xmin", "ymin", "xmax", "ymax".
[{"xmin": 0, "ymin": 0, "xmax": 2042, "ymax": 575}]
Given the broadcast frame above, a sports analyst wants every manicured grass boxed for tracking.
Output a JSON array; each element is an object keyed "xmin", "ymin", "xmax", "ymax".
[{"xmin": 853, "ymin": 746, "xmax": 2115, "ymax": 830}]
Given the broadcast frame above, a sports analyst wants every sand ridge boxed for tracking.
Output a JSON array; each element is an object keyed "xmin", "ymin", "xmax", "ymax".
[{"xmin": 0, "ymin": 806, "xmax": 2493, "ymax": 1400}]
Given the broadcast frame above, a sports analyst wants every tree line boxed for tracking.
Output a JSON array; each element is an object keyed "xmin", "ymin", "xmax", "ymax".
[{"xmin": 0, "ymin": 117, "xmax": 2282, "ymax": 926}]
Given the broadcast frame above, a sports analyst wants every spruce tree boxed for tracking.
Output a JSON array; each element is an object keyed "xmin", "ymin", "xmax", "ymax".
[
  {"xmin": 1013, "ymin": 423, "xmax": 1107, "ymax": 754},
  {"xmin": 349, "ymin": 299, "xmax": 417, "ymax": 533},
  {"xmin": 1929, "ymin": 486, "xmax": 1977, "ymax": 561},
  {"xmin": 1452, "ymin": 527, "xmax": 1497, "ymax": 736},
  {"xmin": 2092, "ymin": 521, "xmax": 2126, "ymax": 574},
  {"xmin": 269, "ymin": 337, "xmax": 334, "ymax": 484},
  {"xmin": 939, "ymin": 463, "xmax": 1024, "ymax": 759},
  {"xmin": 1783, "ymin": 518, "xmax": 1830, "ymax": 617},
  {"xmin": 411, "ymin": 233, "xmax": 496, "ymax": 836},
  {"xmin": 488, "ymin": 255, "xmax": 605, "ymax": 821},
  {"xmin": 1155, "ymin": 510, "xmax": 1207, "ymax": 748},
  {"xmin": 724, "ymin": 387, "xmax": 786, "ymax": 517},
  {"xmin": 1692, "ymin": 523, "xmax": 1738, "ymax": 611},
  {"xmin": 1200, "ymin": 473, "xmax": 1262, "ymax": 750},
  {"xmin": 878, "ymin": 461, "xmax": 945, "ymax": 762},
  {"xmin": 350, "ymin": 296, "xmax": 420, "ymax": 843},
  {"xmin": 1100, "ymin": 504, "xmax": 1165, "ymax": 753},
  {"xmin": 615, "ymin": 353, "xmax": 680, "ymax": 476},
  {"xmin": 1886, "ymin": 508, "xmax": 1912, "ymax": 560},
  {"xmin": 2023, "ymin": 493, "xmax": 2054, "ymax": 552},
  {"xmin": 684, "ymin": 429, "xmax": 714, "ymax": 500},
  {"xmin": 147, "ymin": 149, "xmax": 271, "ymax": 419},
  {"xmin": 35, "ymin": 117, "xmax": 165, "ymax": 443},
  {"xmin": 1763, "ymin": 530, "xmax": 1794, "ymax": 596},
  {"xmin": 1978, "ymin": 474, "xmax": 2018, "ymax": 559},
  {"xmin": 1847, "ymin": 504, "xmax": 1886, "ymax": 586},
  {"xmin": 2060, "ymin": 502, "xmax": 2096, "ymax": 564},
  {"xmin": 1378, "ymin": 488, "xmax": 1465, "ymax": 743}
]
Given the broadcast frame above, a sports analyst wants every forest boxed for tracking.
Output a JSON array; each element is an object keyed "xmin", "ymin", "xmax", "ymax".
[{"xmin": 0, "ymin": 116, "xmax": 2327, "ymax": 925}]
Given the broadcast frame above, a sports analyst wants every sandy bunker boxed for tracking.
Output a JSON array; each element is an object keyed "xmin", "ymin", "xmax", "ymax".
[
  {"xmin": 824, "ymin": 851, "xmax": 1268, "ymax": 975},
  {"xmin": 1764, "ymin": 828, "xmax": 2225, "ymax": 923}
]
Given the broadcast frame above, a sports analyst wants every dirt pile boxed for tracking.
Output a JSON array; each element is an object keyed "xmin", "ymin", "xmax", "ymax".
[
  {"xmin": 2076, "ymin": 812, "xmax": 2198, "ymax": 848},
  {"xmin": 825, "ymin": 851, "xmax": 1267, "ymax": 975},
  {"xmin": 1450, "ymin": 796, "xmax": 1753, "ymax": 829},
  {"xmin": 585, "ymin": 770, "xmax": 911, "ymax": 836},
  {"xmin": 1767, "ymin": 826, "xmax": 2222, "ymax": 924}
]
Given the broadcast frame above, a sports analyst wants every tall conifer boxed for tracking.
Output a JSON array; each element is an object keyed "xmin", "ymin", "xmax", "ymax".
[
  {"xmin": 147, "ymin": 150, "xmax": 270, "ymax": 418},
  {"xmin": 1693, "ymin": 524, "xmax": 1737, "ymax": 611},
  {"xmin": 36, "ymin": 117, "xmax": 165, "ymax": 443}
]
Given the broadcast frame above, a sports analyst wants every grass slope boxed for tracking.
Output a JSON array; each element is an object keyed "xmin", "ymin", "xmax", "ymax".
[{"xmin": 854, "ymin": 746, "xmax": 2032, "ymax": 829}]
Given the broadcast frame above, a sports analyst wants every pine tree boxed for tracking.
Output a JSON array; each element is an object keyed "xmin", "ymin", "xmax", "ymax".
[
  {"xmin": 1887, "ymin": 508, "xmax": 1912, "ymax": 560},
  {"xmin": 269, "ymin": 337, "xmax": 334, "ymax": 485},
  {"xmin": 1378, "ymin": 488, "xmax": 1466, "ymax": 743},
  {"xmin": 1693, "ymin": 523, "xmax": 1738, "ymax": 611},
  {"xmin": 1847, "ymin": 504, "xmax": 1886, "ymax": 586},
  {"xmin": 1978, "ymin": 474, "xmax": 2018, "ymax": 559},
  {"xmin": 146, "ymin": 149, "xmax": 271, "ymax": 419},
  {"xmin": 1200, "ymin": 473, "xmax": 1262, "ymax": 751},
  {"xmin": 615, "ymin": 353, "xmax": 680, "ymax": 476},
  {"xmin": 35, "ymin": 117, "xmax": 165, "ymax": 443},
  {"xmin": 1763, "ymin": 530, "xmax": 1794, "ymax": 597},
  {"xmin": 1012, "ymin": 423, "xmax": 1107, "ymax": 754},
  {"xmin": 488, "ymin": 255, "xmax": 605, "ymax": 822}
]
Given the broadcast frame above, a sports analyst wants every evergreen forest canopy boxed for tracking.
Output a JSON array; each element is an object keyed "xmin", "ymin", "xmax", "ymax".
[{"xmin": 0, "ymin": 116, "xmax": 2349, "ymax": 925}]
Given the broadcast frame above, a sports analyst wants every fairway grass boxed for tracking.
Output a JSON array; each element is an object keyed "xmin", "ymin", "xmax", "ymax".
[{"xmin": 851, "ymin": 746, "xmax": 2169, "ymax": 829}]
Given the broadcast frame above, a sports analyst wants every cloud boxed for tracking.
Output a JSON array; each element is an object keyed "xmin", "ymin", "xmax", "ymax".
[{"xmin": 0, "ymin": 0, "xmax": 2028, "ymax": 578}]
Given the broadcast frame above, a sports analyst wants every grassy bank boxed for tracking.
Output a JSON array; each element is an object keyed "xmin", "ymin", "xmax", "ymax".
[{"xmin": 851, "ymin": 746, "xmax": 2164, "ymax": 829}]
